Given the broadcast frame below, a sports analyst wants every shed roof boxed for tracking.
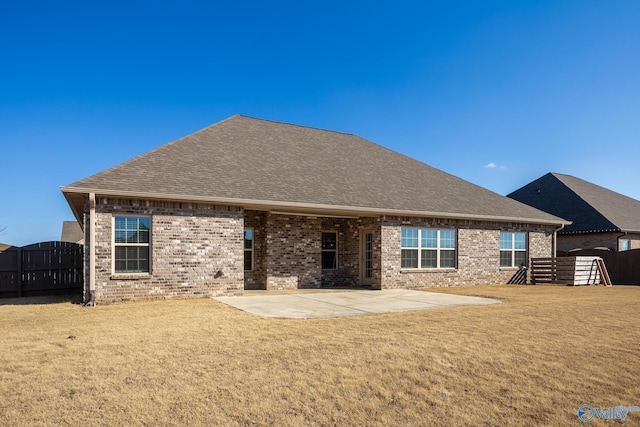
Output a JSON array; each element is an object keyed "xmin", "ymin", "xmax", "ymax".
[
  {"xmin": 508, "ymin": 172, "xmax": 640, "ymax": 234},
  {"xmin": 62, "ymin": 115, "xmax": 566, "ymax": 226}
]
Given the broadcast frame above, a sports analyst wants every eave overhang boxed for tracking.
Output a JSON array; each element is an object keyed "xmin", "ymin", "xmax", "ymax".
[{"xmin": 61, "ymin": 186, "xmax": 571, "ymax": 230}]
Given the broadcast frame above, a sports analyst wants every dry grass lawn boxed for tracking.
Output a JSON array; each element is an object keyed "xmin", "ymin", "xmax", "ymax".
[{"xmin": 1, "ymin": 285, "xmax": 639, "ymax": 426}]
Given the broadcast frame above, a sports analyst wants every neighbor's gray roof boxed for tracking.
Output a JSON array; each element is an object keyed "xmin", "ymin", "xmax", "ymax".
[
  {"xmin": 61, "ymin": 221, "xmax": 84, "ymax": 244},
  {"xmin": 62, "ymin": 115, "xmax": 566, "ymax": 225},
  {"xmin": 508, "ymin": 172, "xmax": 640, "ymax": 234}
]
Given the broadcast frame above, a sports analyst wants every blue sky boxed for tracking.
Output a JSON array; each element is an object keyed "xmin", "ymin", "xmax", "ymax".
[{"xmin": 1, "ymin": 0, "xmax": 639, "ymax": 246}]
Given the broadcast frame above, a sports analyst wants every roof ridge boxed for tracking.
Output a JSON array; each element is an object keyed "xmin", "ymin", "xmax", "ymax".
[
  {"xmin": 234, "ymin": 116, "xmax": 484, "ymax": 190},
  {"xmin": 548, "ymin": 172, "xmax": 596, "ymax": 209},
  {"xmin": 553, "ymin": 172, "xmax": 639, "ymax": 203},
  {"xmin": 63, "ymin": 116, "xmax": 243, "ymax": 187},
  {"xmin": 234, "ymin": 114, "xmax": 358, "ymax": 137},
  {"xmin": 68, "ymin": 114, "xmax": 364, "ymax": 186},
  {"xmin": 549, "ymin": 173, "xmax": 627, "ymax": 231}
]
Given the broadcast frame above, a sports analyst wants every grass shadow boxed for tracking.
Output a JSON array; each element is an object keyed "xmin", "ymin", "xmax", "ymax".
[{"xmin": 0, "ymin": 293, "xmax": 82, "ymax": 306}]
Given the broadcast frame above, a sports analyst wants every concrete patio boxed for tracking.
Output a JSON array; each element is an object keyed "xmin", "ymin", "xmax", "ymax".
[{"xmin": 214, "ymin": 289, "xmax": 500, "ymax": 318}]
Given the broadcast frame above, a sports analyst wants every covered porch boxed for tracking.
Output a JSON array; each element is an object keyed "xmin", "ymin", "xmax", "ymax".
[{"xmin": 243, "ymin": 210, "xmax": 382, "ymax": 290}]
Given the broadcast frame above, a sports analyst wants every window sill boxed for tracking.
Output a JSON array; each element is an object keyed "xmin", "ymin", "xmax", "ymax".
[
  {"xmin": 499, "ymin": 267, "xmax": 520, "ymax": 271},
  {"xmin": 400, "ymin": 268, "xmax": 457, "ymax": 274},
  {"xmin": 110, "ymin": 273, "xmax": 151, "ymax": 280}
]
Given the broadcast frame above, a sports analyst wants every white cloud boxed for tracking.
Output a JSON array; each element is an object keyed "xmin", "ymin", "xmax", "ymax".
[{"xmin": 484, "ymin": 162, "xmax": 506, "ymax": 169}]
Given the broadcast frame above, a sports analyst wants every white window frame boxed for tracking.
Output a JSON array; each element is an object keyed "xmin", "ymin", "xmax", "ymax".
[
  {"xmin": 244, "ymin": 228, "xmax": 253, "ymax": 271},
  {"xmin": 112, "ymin": 215, "xmax": 151, "ymax": 274},
  {"xmin": 500, "ymin": 231, "xmax": 527, "ymax": 268},
  {"xmin": 401, "ymin": 228, "xmax": 457, "ymax": 269},
  {"xmin": 321, "ymin": 231, "xmax": 338, "ymax": 270}
]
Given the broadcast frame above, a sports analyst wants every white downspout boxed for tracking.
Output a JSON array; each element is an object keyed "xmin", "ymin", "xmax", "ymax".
[
  {"xmin": 553, "ymin": 223, "xmax": 566, "ymax": 257},
  {"xmin": 87, "ymin": 193, "xmax": 96, "ymax": 306}
]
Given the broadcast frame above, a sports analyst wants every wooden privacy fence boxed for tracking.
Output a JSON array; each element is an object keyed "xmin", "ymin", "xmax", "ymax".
[
  {"xmin": 560, "ymin": 249, "xmax": 640, "ymax": 285},
  {"xmin": 530, "ymin": 256, "xmax": 612, "ymax": 286},
  {"xmin": 0, "ymin": 241, "xmax": 83, "ymax": 298}
]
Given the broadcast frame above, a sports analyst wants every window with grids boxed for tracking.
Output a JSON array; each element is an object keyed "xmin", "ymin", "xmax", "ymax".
[
  {"xmin": 114, "ymin": 216, "xmax": 150, "ymax": 273},
  {"xmin": 244, "ymin": 229, "xmax": 253, "ymax": 271},
  {"xmin": 321, "ymin": 232, "xmax": 337, "ymax": 270},
  {"xmin": 500, "ymin": 232, "xmax": 527, "ymax": 267},
  {"xmin": 401, "ymin": 228, "xmax": 456, "ymax": 269}
]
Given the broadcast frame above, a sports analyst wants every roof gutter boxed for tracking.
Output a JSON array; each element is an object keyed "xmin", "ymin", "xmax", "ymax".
[
  {"xmin": 552, "ymin": 223, "xmax": 566, "ymax": 256},
  {"xmin": 60, "ymin": 186, "xmax": 570, "ymax": 227}
]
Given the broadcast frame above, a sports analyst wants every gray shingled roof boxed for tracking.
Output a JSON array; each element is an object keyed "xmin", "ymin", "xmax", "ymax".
[
  {"xmin": 508, "ymin": 172, "xmax": 640, "ymax": 234},
  {"xmin": 61, "ymin": 221, "xmax": 84, "ymax": 244},
  {"xmin": 62, "ymin": 115, "xmax": 565, "ymax": 225}
]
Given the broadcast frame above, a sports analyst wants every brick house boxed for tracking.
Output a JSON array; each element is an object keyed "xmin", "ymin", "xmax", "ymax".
[
  {"xmin": 62, "ymin": 115, "xmax": 567, "ymax": 304},
  {"xmin": 508, "ymin": 172, "xmax": 640, "ymax": 255}
]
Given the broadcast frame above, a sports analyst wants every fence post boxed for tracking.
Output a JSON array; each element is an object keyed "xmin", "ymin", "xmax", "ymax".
[{"xmin": 16, "ymin": 247, "xmax": 22, "ymax": 298}]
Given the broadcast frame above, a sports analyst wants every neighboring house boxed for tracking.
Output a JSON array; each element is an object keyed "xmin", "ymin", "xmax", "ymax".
[
  {"xmin": 0, "ymin": 243, "xmax": 11, "ymax": 253},
  {"xmin": 61, "ymin": 221, "xmax": 85, "ymax": 244},
  {"xmin": 508, "ymin": 172, "xmax": 640, "ymax": 254},
  {"xmin": 61, "ymin": 115, "xmax": 567, "ymax": 304}
]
